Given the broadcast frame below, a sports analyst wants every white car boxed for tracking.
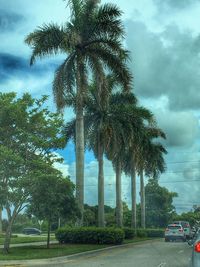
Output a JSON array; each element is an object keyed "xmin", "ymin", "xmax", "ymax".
[
  {"xmin": 164, "ymin": 224, "xmax": 186, "ymax": 242},
  {"xmin": 173, "ymin": 220, "xmax": 191, "ymax": 239}
]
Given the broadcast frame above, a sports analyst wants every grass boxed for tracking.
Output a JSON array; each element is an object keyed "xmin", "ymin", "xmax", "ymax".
[
  {"xmin": 0, "ymin": 244, "xmax": 110, "ymax": 260},
  {"xmin": 0, "ymin": 237, "xmax": 158, "ymax": 260},
  {"xmin": 0, "ymin": 235, "xmax": 56, "ymax": 245}
]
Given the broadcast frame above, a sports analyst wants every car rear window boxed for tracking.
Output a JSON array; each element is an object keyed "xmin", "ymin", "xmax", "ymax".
[
  {"xmin": 173, "ymin": 221, "xmax": 189, "ymax": 227},
  {"xmin": 168, "ymin": 225, "xmax": 181, "ymax": 229},
  {"xmin": 181, "ymin": 222, "xmax": 189, "ymax": 228}
]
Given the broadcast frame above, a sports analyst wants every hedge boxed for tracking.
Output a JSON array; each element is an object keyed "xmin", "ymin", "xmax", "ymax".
[
  {"xmin": 123, "ymin": 228, "xmax": 164, "ymax": 239},
  {"xmin": 123, "ymin": 227, "xmax": 135, "ymax": 239},
  {"xmin": 144, "ymin": 229, "xmax": 164, "ymax": 237},
  {"xmin": 55, "ymin": 227, "xmax": 124, "ymax": 245}
]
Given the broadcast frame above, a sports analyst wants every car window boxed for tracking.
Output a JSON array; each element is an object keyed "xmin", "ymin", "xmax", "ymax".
[{"xmin": 168, "ymin": 225, "xmax": 181, "ymax": 230}]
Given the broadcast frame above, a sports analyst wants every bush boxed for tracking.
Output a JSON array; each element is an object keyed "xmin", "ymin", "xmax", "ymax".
[
  {"xmin": 136, "ymin": 229, "xmax": 148, "ymax": 238},
  {"xmin": 55, "ymin": 227, "xmax": 124, "ymax": 245},
  {"xmin": 123, "ymin": 227, "xmax": 135, "ymax": 239},
  {"xmin": 145, "ymin": 229, "xmax": 164, "ymax": 237},
  {"xmin": 0, "ymin": 234, "xmax": 18, "ymax": 238}
]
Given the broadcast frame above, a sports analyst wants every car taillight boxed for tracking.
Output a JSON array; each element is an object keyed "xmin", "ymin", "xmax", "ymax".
[{"xmin": 195, "ymin": 242, "xmax": 200, "ymax": 253}]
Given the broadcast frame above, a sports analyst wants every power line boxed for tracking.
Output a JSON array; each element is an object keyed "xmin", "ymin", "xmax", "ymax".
[
  {"xmin": 83, "ymin": 178, "xmax": 200, "ymax": 187},
  {"xmin": 69, "ymin": 168, "xmax": 200, "ymax": 177}
]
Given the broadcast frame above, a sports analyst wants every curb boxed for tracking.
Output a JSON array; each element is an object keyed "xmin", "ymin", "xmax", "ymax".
[{"xmin": 0, "ymin": 239, "xmax": 162, "ymax": 266}]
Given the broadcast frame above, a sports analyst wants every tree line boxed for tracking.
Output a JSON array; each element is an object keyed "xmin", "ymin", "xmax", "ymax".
[{"xmin": 25, "ymin": 0, "xmax": 167, "ymax": 229}]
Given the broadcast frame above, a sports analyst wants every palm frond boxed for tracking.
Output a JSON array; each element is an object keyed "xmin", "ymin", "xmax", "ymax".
[
  {"xmin": 53, "ymin": 53, "xmax": 76, "ymax": 110},
  {"xmin": 86, "ymin": 46, "xmax": 132, "ymax": 91},
  {"xmin": 64, "ymin": 118, "xmax": 76, "ymax": 143},
  {"xmin": 67, "ymin": 0, "xmax": 84, "ymax": 21},
  {"xmin": 25, "ymin": 23, "xmax": 66, "ymax": 65}
]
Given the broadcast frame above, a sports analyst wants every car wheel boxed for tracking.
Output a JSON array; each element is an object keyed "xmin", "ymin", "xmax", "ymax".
[{"xmin": 165, "ymin": 238, "xmax": 169, "ymax": 242}]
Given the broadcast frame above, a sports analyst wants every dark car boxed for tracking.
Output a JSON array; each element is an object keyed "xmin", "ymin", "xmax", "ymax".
[{"xmin": 22, "ymin": 227, "xmax": 41, "ymax": 235}]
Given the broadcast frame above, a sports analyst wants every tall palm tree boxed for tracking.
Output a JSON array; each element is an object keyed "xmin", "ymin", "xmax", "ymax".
[
  {"xmin": 0, "ymin": 208, "xmax": 2, "ymax": 233},
  {"xmin": 107, "ymin": 94, "xmax": 153, "ymax": 228},
  {"xmin": 84, "ymin": 89, "xmax": 133, "ymax": 227},
  {"xmin": 136, "ymin": 126, "xmax": 167, "ymax": 228},
  {"xmin": 25, "ymin": 0, "xmax": 132, "ymax": 224},
  {"xmin": 123, "ymin": 120, "xmax": 167, "ymax": 233},
  {"xmin": 65, "ymin": 87, "xmax": 151, "ymax": 227},
  {"xmin": 112, "ymin": 106, "xmax": 154, "ymax": 230}
]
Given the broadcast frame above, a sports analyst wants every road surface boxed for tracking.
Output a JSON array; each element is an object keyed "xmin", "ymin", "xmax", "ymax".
[
  {"xmin": 25, "ymin": 240, "xmax": 192, "ymax": 267},
  {"xmin": 59, "ymin": 240, "xmax": 192, "ymax": 267}
]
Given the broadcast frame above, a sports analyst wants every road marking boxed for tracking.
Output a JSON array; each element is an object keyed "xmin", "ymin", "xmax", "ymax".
[
  {"xmin": 157, "ymin": 262, "xmax": 167, "ymax": 267},
  {"xmin": 178, "ymin": 250, "xmax": 184, "ymax": 254}
]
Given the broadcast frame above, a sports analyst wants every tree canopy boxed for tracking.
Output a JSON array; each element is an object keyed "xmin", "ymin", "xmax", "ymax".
[{"xmin": 145, "ymin": 179, "xmax": 178, "ymax": 228}]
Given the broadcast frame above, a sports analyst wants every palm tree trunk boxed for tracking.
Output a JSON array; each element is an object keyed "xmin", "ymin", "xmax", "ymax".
[
  {"xmin": 98, "ymin": 134, "xmax": 104, "ymax": 227},
  {"xmin": 75, "ymin": 80, "xmax": 85, "ymax": 226},
  {"xmin": 140, "ymin": 169, "xmax": 146, "ymax": 229},
  {"xmin": 131, "ymin": 164, "xmax": 137, "ymax": 235},
  {"xmin": 0, "ymin": 208, "xmax": 2, "ymax": 233},
  {"xmin": 116, "ymin": 160, "xmax": 123, "ymax": 228}
]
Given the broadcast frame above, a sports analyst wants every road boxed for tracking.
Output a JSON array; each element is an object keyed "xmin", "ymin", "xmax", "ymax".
[
  {"xmin": 24, "ymin": 240, "xmax": 192, "ymax": 267},
  {"xmin": 0, "ymin": 240, "xmax": 192, "ymax": 267}
]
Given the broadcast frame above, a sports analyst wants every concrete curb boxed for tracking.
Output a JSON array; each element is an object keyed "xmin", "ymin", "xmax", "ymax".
[{"xmin": 0, "ymin": 239, "xmax": 162, "ymax": 266}]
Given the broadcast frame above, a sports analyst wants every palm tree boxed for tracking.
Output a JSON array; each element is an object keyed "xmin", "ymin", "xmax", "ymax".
[
  {"xmin": 107, "ymin": 94, "xmax": 152, "ymax": 228},
  {"xmin": 84, "ymin": 89, "xmax": 131, "ymax": 227},
  {"xmin": 0, "ymin": 208, "xmax": 2, "ymax": 233},
  {"xmin": 65, "ymin": 87, "xmax": 151, "ymax": 227},
  {"xmin": 123, "ymin": 123, "xmax": 166, "ymax": 232},
  {"xmin": 136, "ymin": 126, "xmax": 167, "ymax": 228},
  {"xmin": 25, "ymin": 0, "xmax": 132, "ymax": 224}
]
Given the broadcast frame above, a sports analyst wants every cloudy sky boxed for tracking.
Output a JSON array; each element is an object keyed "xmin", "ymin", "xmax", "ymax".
[{"xmin": 1, "ymin": 0, "xmax": 200, "ymax": 215}]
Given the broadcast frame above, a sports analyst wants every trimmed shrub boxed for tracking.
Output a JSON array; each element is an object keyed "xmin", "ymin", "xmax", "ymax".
[
  {"xmin": 145, "ymin": 229, "xmax": 164, "ymax": 237},
  {"xmin": 55, "ymin": 227, "xmax": 124, "ymax": 245},
  {"xmin": 123, "ymin": 227, "xmax": 135, "ymax": 239},
  {"xmin": 136, "ymin": 229, "xmax": 148, "ymax": 238}
]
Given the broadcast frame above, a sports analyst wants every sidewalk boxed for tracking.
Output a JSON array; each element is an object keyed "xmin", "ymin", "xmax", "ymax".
[{"xmin": 0, "ymin": 241, "xmax": 58, "ymax": 249}]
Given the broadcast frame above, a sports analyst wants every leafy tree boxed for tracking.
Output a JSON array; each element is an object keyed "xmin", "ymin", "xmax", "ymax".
[
  {"xmin": 145, "ymin": 179, "xmax": 178, "ymax": 228},
  {"xmin": 0, "ymin": 92, "xmax": 65, "ymax": 253},
  {"xmin": 27, "ymin": 167, "xmax": 78, "ymax": 248},
  {"xmin": 172, "ymin": 211, "xmax": 200, "ymax": 227},
  {"xmin": 25, "ymin": 0, "xmax": 132, "ymax": 224}
]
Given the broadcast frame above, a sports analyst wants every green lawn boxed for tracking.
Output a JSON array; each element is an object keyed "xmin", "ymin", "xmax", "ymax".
[
  {"xmin": 0, "ymin": 238, "xmax": 157, "ymax": 260},
  {"xmin": 0, "ymin": 244, "xmax": 110, "ymax": 260},
  {"xmin": 0, "ymin": 235, "xmax": 56, "ymax": 245}
]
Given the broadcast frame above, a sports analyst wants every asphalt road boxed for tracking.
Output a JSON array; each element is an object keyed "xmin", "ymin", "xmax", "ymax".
[
  {"xmin": 0, "ymin": 240, "xmax": 192, "ymax": 267},
  {"xmin": 53, "ymin": 240, "xmax": 192, "ymax": 267}
]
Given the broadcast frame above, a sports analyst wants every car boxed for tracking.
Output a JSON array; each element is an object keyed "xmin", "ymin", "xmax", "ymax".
[
  {"xmin": 22, "ymin": 227, "xmax": 41, "ymax": 235},
  {"xmin": 173, "ymin": 221, "xmax": 191, "ymax": 239},
  {"xmin": 164, "ymin": 224, "xmax": 186, "ymax": 242},
  {"xmin": 188, "ymin": 231, "xmax": 200, "ymax": 267}
]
